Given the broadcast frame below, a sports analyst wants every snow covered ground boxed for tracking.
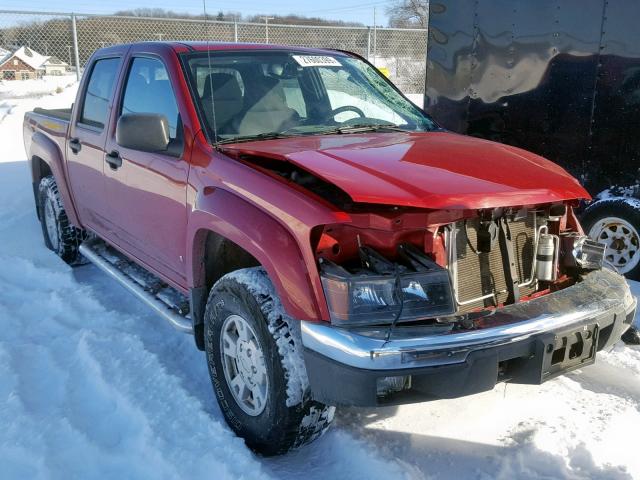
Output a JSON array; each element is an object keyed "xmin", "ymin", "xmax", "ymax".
[{"xmin": 1, "ymin": 81, "xmax": 639, "ymax": 480}]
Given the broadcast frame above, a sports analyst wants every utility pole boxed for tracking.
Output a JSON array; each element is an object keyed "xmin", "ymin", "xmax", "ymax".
[
  {"xmin": 260, "ymin": 16, "xmax": 274, "ymax": 44},
  {"xmin": 234, "ymin": 14, "xmax": 239, "ymax": 42},
  {"xmin": 373, "ymin": 7, "xmax": 377, "ymax": 66},
  {"xmin": 71, "ymin": 13, "xmax": 81, "ymax": 81}
]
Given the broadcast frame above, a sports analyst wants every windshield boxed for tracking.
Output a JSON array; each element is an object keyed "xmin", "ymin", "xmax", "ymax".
[{"xmin": 184, "ymin": 50, "xmax": 437, "ymax": 143}]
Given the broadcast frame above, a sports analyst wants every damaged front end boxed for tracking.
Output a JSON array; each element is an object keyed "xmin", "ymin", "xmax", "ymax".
[
  {"xmin": 302, "ymin": 203, "xmax": 635, "ymax": 406},
  {"xmin": 315, "ymin": 203, "xmax": 606, "ymax": 329}
]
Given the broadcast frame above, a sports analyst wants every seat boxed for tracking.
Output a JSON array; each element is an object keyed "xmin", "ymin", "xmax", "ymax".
[
  {"xmin": 201, "ymin": 72, "xmax": 244, "ymax": 134},
  {"xmin": 237, "ymin": 77, "xmax": 300, "ymax": 136}
]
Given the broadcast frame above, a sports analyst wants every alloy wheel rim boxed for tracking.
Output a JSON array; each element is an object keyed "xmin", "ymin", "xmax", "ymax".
[
  {"xmin": 220, "ymin": 314, "xmax": 269, "ymax": 416},
  {"xmin": 44, "ymin": 198, "xmax": 59, "ymax": 251},
  {"xmin": 588, "ymin": 216, "xmax": 640, "ymax": 274}
]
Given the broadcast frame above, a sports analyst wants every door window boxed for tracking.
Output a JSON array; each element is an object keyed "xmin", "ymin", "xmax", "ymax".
[
  {"xmin": 78, "ymin": 57, "xmax": 120, "ymax": 130},
  {"xmin": 121, "ymin": 57, "xmax": 180, "ymax": 139}
]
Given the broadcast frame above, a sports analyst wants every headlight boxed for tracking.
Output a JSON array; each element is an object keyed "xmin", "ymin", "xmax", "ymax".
[{"xmin": 320, "ymin": 265, "xmax": 455, "ymax": 326}]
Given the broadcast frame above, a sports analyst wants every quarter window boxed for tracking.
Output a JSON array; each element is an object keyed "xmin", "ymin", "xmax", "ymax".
[{"xmin": 79, "ymin": 57, "xmax": 120, "ymax": 129}]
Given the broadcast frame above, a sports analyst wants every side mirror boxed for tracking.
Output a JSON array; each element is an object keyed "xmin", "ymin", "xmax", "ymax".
[{"xmin": 116, "ymin": 113, "xmax": 170, "ymax": 153}]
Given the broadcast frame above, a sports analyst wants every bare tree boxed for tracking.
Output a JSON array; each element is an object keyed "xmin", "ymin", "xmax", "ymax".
[{"xmin": 387, "ymin": 0, "xmax": 428, "ymax": 28}]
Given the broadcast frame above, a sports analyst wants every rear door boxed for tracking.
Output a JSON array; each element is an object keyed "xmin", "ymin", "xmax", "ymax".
[
  {"xmin": 66, "ymin": 54, "xmax": 123, "ymax": 235},
  {"xmin": 103, "ymin": 52, "xmax": 190, "ymax": 285}
]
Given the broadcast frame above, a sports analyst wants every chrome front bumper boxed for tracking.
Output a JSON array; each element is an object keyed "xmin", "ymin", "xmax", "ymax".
[{"xmin": 301, "ymin": 268, "xmax": 636, "ymax": 371}]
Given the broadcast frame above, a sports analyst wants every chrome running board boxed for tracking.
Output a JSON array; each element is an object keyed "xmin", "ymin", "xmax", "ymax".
[{"xmin": 79, "ymin": 239, "xmax": 193, "ymax": 334}]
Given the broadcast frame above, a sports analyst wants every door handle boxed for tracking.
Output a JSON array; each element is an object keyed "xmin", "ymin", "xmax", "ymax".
[
  {"xmin": 69, "ymin": 137, "xmax": 81, "ymax": 154},
  {"xmin": 105, "ymin": 150, "xmax": 123, "ymax": 169}
]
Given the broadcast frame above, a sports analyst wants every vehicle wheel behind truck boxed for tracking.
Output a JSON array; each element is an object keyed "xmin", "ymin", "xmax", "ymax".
[
  {"xmin": 38, "ymin": 175, "xmax": 85, "ymax": 265},
  {"xmin": 582, "ymin": 199, "xmax": 640, "ymax": 279},
  {"xmin": 204, "ymin": 267, "xmax": 335, "ymax": 456}
]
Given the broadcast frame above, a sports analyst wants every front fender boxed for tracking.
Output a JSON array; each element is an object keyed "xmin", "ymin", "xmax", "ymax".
[
  {"xmin": 29, "ymin": 131, "xmax": 81, "ymax": 227},
  {"xmin": 187, "ymin": 187, "xmax": 325, "ymax": 321}
]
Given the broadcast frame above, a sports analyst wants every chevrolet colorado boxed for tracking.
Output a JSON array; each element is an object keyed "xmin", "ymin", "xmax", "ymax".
[{"xmin": 23, "ymin": 42, "xmax": 636, "ymax": 456}]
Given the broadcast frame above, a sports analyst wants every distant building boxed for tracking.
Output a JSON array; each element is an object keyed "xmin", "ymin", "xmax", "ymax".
[
  {"xmin": 43, "ymin": 56, "xmax": 68, "ymax": 76},
  {"xmin": 0, "ymin": 46, "xmax": 67, "ymax": 81}
]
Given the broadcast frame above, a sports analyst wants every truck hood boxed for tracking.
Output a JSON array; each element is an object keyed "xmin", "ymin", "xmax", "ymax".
[{"xmin": 221, "ymin": 131, "xmax": 589, "ymax": 210}]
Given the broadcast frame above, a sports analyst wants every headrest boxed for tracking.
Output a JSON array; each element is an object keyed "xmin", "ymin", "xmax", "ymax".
[{"xmin": 202, "ymin": 72, "xmax": 242, "ymax": 101}]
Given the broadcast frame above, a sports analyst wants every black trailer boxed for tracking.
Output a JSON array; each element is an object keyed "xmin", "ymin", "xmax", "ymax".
[{"xmin": 425, "ymin": 0, "xmax": 640, "ymax": 280}]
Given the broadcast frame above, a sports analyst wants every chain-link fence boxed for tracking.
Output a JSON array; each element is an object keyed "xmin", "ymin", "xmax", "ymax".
[{"xmin": 0, "ymin": 10, "xmax": 427, "ymax": 94}]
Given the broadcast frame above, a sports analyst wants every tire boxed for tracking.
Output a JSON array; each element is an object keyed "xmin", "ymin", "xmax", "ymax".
[
  {"xmin": 38, "ymin": 175, "xmax": 85, "ymax": 265},
  {"xmin": 204, "ymin": 267, "xmax": 335, "ymax": 456},
  {"xmin": 581, "ymin": 198, "xmax": 640, "ymax": 279}
]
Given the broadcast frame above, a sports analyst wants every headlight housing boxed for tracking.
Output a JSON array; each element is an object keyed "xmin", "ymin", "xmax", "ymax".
[{"xmin": 320, "ymin": 256, "xmax": 455, "ymax": 326}]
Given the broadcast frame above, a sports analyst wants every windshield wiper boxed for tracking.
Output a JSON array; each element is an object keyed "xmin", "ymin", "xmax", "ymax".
[
  {"xmin": 216, "ymin": 131, "xmax": 300, "ymax": 145},
  {"xmin": 216, "ymin": 123, "xmax": 408, "ymax": 145},
  {"xmin": 322, "ymin": 123, "xmax": 409, "ymax": 135}
]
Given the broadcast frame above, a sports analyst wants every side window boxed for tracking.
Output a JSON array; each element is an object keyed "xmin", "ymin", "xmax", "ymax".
[
  {"xmin": 122, "ymin": 57, "xmax": 180, "ymax": 139},
  {"xmin": 79, "ymin": 57, "xmax": 120, "ymax": 129}
]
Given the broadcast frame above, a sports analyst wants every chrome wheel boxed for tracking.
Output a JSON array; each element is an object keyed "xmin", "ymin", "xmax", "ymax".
[
  {"xmin": 589, "ymin": 216, "xmax": 640, "ymax": 274},
  {"xmin": 220, "ymin": 314, "xmax": 269, "ymax": 416},
  {"xmin": 44, "ymin": 197, "xmax": 59, "ymax": 251}
]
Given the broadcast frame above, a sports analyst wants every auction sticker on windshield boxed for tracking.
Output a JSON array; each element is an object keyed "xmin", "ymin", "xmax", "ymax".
[{"xmin": 292, "ymin": 55, "xmax": 342, "ymax": 67}]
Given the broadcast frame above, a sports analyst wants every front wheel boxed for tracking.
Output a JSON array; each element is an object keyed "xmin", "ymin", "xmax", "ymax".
[{"xmin": 204, "ymin": 267, "xmax": 335, "ymax": 456}]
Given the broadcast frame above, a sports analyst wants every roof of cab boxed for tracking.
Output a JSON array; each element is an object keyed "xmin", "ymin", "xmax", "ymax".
[
  {"xmin": 90, "ymin": 41, "xmax": 352, "ymax": 60},
  {"xmin": 167, "ymin": 41, "xmax": 348, "ymax": 55}
]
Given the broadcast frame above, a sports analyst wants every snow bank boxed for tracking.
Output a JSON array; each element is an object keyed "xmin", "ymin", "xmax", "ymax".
[
  {"xmin": 0, "ymin": 83, "xmax": 417, "ymax": 480},
  {"xmin": 0, "ymin": 74, "xmax": 77, "ymax": 99},
  {"xmin": 1, "ymin": 80, "xmax": 639, "ymax": 480}
]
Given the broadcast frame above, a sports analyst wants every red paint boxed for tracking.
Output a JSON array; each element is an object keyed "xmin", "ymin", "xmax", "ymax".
[
  {"xmin": 25, "ymin": 42, "xmax": 590, "ymax": 323},
  {"xmin": 221, "ymin": 131, "xmax": 590, "ymax": 210}
]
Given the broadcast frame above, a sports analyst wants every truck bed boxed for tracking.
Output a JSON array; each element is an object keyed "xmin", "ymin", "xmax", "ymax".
[{"xmin": 32, "ymin": 107, "xmax": 72, "ymax": 122}]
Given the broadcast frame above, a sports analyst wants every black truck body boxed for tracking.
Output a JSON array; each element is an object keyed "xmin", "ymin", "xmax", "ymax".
[{"xmin": 425, "ymin": 0, "xmax": 640, "ymax": 196}]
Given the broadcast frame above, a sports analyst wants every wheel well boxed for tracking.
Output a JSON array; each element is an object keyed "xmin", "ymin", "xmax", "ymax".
[
  {"xmin": 32, "ymin": 156, "xmax": 52, "ymax": 220},
  {"xmin": 32, "ymin": 156, "xmax": 52, "ymax": 183},
  {"xmin": 203, "ymin": 231, "xmax": 261, "ymax": 291},
  {"xmin": 191, "ymin": 230, "xmax": 261, "ymax": 350}
]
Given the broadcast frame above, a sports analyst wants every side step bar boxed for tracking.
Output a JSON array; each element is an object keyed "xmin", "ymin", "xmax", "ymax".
[{"xmin": 79, "ymin": 240, "xmax": 193, "ymax": 334}]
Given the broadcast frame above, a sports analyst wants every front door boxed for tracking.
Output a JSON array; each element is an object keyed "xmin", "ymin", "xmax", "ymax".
[{"xmin": 103, "ymin": 54, "xmax": 189, "ymax": 284}]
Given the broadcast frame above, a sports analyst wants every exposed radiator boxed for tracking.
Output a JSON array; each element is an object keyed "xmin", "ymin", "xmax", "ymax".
[{"xmin": 452, "ymin": 214, "xmax": 539, "ymax": 313}]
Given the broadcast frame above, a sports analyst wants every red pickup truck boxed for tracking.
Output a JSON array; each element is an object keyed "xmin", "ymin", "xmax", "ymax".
[{"xmin": 23, "ymin": 42, "xmax": 636, "ymax": 455}]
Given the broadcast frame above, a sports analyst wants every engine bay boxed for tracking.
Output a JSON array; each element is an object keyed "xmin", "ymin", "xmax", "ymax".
[{"xmin": 315, "ymin": 204, "xmax": 605, "ymax": 328}]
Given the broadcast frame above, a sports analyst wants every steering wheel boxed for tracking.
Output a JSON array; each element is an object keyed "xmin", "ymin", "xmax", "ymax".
[{"xmin": 329, "ymin": 105, "xmax": 366, "ymax": 122}]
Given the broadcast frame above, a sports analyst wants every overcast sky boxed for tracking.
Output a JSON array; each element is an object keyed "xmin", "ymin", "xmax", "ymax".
[{"xmin": 2, "ymin": 0, "xmax": 391, "ymax": 25}]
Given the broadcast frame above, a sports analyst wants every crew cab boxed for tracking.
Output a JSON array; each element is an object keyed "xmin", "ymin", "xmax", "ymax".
[{"xmin": 23, "ymin": 42, "xmax": 637, "ymax": 456}]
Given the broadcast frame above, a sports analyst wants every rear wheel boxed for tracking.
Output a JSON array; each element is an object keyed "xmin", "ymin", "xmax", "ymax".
[
  {"xmin": 204, "ymin": 267, "xmax": 334, "ymax": 456},
  {"xmin": 38, "ymin": 176, "xmax": 85, "ymax": 265},
  {"xmin": 582, "ymin": 199, "xmax": 640, "ymax": 279}
]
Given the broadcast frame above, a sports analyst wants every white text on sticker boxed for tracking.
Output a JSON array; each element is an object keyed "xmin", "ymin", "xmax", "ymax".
[{"xmin": 292, "ymin": 55, "xmax": 342, "ymax": 67}]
